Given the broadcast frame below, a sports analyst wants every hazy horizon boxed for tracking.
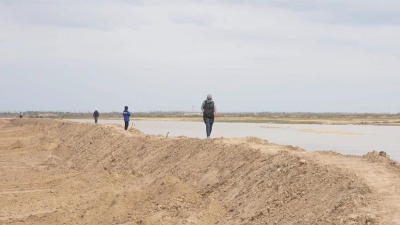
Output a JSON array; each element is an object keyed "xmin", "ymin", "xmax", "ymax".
[
  {"xmin": 1, "ymin": 0, "xmax": 399, "ymax": 113},
  {"xmin": 1, "ymin": 110, "xmax": 399, "ymax": 115}
]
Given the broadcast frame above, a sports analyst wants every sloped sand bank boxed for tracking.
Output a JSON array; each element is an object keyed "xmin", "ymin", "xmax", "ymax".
[{"xmin": 1, "ymin": 119, "xmax": 399, "ymax": 224}]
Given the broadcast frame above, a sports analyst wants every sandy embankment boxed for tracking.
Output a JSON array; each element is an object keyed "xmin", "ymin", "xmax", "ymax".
[{"xmin": 0, "ymin": 119, "xmax": 400, "ymax": 224}]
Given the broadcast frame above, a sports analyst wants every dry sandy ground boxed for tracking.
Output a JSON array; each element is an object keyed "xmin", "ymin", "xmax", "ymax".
[{"xmin": 1, "ymin": 119, "xmax": 400, "ymax": 225}]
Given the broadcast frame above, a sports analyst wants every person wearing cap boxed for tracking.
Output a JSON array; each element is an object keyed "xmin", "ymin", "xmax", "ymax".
[
  {"xmin": 123, "ymin": 106, "xmax": 131, "ymax": 130},
  {"xmin": 93, "ymin": 108, "xmax": 99, "ymax": 123},
  {"xmin": 201, "ymin": 94, "xmax": 217, "ymax": 138}
]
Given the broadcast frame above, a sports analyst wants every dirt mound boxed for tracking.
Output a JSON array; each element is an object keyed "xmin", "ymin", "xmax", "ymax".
[
  {"xmin": 245, "ymin": 136, "xmax": 268, "ymax": 145},
  {"xmin": 363, "ymin": 151, "xmax": 392, "ymax": 163},
  {"xmin": 363, "ymin": 151, "xmax": 400, "ymax": 172},
  {"xmin": 128, "ymin": 127, "xmax": 144, "ymax": 135},
  {"xmin": 284, "ymin": 145, "xmax": 305, "ymax": 152},
  {"xmin": 1, "ymin": 119, "xmax": 399, "ymax": 224}
]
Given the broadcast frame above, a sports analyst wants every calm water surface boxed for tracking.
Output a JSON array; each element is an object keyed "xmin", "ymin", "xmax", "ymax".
[{"xmin": 66, "ymin": 119, "xmax": 400, "ymax": 161}]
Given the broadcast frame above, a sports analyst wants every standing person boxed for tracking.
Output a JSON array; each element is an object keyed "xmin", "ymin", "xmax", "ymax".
[
  {"xmin": 19, "ymin": 112, "xmax": 23, "ymax": 118},
  {"xmin": 201, "ymin": 94, "xmax": 217, "ymax": 138},
  {"xmin": 93, "ymin": 108, "xmax": 99, "ymax": 123},
  {"xmin": 123, "ymin": 106, "xmax": 131, "ymax": 130}
]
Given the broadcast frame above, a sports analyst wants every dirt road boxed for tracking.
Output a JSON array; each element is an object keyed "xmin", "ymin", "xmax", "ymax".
[{"xmin": 0, "ymin": 119, "xmax": 399, "ymax": 224}]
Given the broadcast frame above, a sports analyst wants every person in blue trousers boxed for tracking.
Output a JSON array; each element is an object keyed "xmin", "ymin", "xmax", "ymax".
[
  {"xmin": 123, "ymin": 106, "xmax": 130, "ymax": 130},
  {"xmin": 201, "ymin": 94, "xmax": 217, "ymax": 138}
]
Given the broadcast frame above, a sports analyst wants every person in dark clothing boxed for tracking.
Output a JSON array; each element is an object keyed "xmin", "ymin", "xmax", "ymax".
[
  {"xmin": 201, "ymin": 94, "xmax": 217, "ymax": 138},
  {"xmin": 123, "ymin": 106, "xmax": 131, "ymax": 130},
  {"xmin": 93, "ymin": 108, "xmax": 99, "ymax": 123}
]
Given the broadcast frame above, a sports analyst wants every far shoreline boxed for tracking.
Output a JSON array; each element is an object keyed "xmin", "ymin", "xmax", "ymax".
[
  {"xmin": 3, "ymin": 112, "xmax": 400, "ymax": 126},
  {"xmin": 65, "ymin": 116, "xmax": 400, "ymax": 126}
]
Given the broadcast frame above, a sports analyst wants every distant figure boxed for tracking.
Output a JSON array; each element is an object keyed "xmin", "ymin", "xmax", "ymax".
[
  {"xmin": 19, "ymin": 112, "xmax": 23, "ymax": 118},
  {"xmin": 93, "ymin": 108, "xmax": 99, "ymax": 123},
  {"xmin": 201, "ymin": 94, "xmax": 217, "ymax": 138},
  {"xmin": 123, "ymin": 106, "xmax": 131, "ymax": 130}
]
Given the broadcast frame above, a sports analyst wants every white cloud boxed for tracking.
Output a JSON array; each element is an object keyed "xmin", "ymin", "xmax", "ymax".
[{"xmin": 1, "ymin": 0, "xmax": 399, "ymax": 112}]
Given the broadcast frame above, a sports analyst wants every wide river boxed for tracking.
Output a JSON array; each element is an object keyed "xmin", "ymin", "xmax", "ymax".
[{"xmin": 66, "ymin": 119, "xmax": 400, "ymax": 162}]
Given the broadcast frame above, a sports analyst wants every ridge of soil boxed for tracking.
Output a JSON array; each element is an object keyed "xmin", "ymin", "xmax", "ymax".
[{"xmin": 0, "ymin": 119, "xmax": 399, "ymax": 224}]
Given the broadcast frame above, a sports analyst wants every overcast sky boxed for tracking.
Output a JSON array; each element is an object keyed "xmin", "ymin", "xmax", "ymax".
[{"xmin": 1, "ymin": 0, "xmax": 400, "ymax": 113}]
